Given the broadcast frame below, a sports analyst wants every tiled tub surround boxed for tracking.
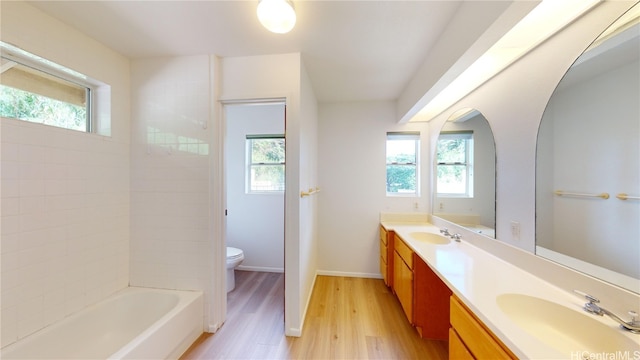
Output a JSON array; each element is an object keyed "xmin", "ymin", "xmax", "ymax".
[
  {"xmin": 381, "ymin": 219, "xmax": 640, "ymax": 359},
  {"xmin": 1, "ymin": 119, "xmax": 130, "ymax": 347},
  {"xmin": 0, "ymin": 287, "xmax": 203, "ymax": 359}
]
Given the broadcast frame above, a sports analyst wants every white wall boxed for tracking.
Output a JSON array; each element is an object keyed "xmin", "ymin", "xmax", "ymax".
[
  {"xmin": 220, "ymin": 53, "xmax": 318, "ymax": 336},
  {"xmin": 317, "ymin": 101, "xmax": 431, "ymax": 277},
  {"xmin": 129, "ymin": 56, "xmax": 212, "ymax": 328},
  {"xmin": 0, "ymin": 1, "xmax": 130, "ymax": 347},
  {"xmin": 297, "ymin": 60, "xmax": 319, "ymax": 333},
  {"xmin": 225, "ymin": 103, "xmax": 285, "ymax": 272}
]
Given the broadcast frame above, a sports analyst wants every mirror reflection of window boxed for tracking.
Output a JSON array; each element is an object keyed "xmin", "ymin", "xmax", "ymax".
[
  {"xmin": 432, "ymin": 109, "xmax": 496, "ymax": 239},
  {"xmin": 437, "ymin": 132, "xmax": 474, "ymax": 197}
]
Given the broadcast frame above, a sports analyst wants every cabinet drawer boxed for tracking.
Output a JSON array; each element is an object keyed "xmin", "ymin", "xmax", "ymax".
[
  {"xmin": 380, "ymin": 239, "xmax": 388, "ymax": 264},
  {"xmin": 450, "ymin": 296, "xmax": 514, "ymax": 359},
  {"xmin": 394, "ymin": 234, "xmax": 413, "ymax": 269},
  {"xmin": 449, "ymin": 328, "xmax": 474, "ymax": 360},
  {"xmin": 380, "ymin": 225, "xmax": 388, "ymax": 245}
]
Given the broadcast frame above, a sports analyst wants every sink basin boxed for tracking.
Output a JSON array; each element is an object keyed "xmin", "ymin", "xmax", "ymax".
[
  {"xmin": 409, "ymin": 232, "xmax": 450, "ymax": 245},
  {"xmin": 497, "ymin": 294, "xmax": 639, "ymax": 356}
]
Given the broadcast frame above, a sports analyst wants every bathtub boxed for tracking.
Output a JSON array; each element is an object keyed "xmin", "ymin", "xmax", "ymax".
[{"xmin": 1, "ymin": 287, "xmax": 203, "ymax": 359}]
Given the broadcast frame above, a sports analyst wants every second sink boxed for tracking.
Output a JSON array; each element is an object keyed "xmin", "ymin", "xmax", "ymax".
[
  {"xmin": 496, "ymin": 293, "xmax": 639, "ymax": 357},
  {"xmin": 409, "ymin": 232, "xmax": 451, "ymax": 245}
]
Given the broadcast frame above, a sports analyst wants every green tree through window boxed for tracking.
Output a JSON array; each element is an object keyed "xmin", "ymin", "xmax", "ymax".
[
  {"xmin": 437, "ymin": 132, "xmax": 473, "ymax": 196},
  {"xmin": 0, "ymin": 85, "xmax": 87, "ymax": 131},
  {"xmin": 247, "ymin": 135, "xmax": 285, "ymax": 192},
  {"xmin": 386, "ymin": 132, "xmax": 419, "ymax": 196}
]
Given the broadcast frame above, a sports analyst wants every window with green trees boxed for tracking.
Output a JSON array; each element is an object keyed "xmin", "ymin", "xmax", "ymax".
[
  {"xmin": 386, "ymin": 132, "xmax": 419, "ymax": 196},
  {"xmin": 436, "ymin": 132, "xmax": 473, "ymax": 197},
  {"xmin": 1, "ymin": 46, "xmax": 91, "ymax": 132},
  {"xmin": 247, "ymin": 135, "xmax": 285, "ymax": 193}
]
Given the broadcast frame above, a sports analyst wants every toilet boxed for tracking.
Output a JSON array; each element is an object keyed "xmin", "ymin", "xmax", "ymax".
[{"xmin": 226, "ymin": 247, "xmax": 244, "ymax": 292}]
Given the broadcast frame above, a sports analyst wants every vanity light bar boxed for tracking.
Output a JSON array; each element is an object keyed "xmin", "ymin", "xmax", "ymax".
[{"xmin": 413, "ymin": 0, "xmax": 601, "ymax": 122}]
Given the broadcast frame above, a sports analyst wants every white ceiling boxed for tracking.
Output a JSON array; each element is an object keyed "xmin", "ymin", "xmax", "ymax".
[{"xmin": 25, "ymin": 1, "xmax": 513, "ymax": 103}]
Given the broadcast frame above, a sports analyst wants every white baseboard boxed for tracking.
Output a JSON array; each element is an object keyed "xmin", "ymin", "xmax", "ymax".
[
  {"xmin": 207, "ymin": 322, "xmax": 222, "ymax": 333},
  {"xmin": 236, "ymin": 265, "xmax": 284, "ymax": 273},
  {"xmin": 316, "ymin": 270, "xmax": 383, "ymax": 279},
  {"xmin": 285, "ymin": 327, "xmax": 302, "ymax": 337}
]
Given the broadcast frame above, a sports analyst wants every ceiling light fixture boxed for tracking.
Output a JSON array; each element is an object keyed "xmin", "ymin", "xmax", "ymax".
[{"xmin": 257, "ymin": 0, "xmax": 296, "ymax": 34}]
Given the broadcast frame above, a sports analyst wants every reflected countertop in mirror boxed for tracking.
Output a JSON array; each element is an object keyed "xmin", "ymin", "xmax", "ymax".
[
  {"xmin": 535, "ymin": 4, "xmax": 640, "ymax": 293},
  {"xmin": 433, "ymin": 108, "xmax": 496, "ymax": 239}
]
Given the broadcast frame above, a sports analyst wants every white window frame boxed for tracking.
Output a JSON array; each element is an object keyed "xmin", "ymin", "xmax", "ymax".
[
  {"xmin": 0, "ymin": 41, "xmax": 107, "ymax": 134},
  {"xmin": 436, "ymin": 131, "xmax": 474, "ymax": 198},
  {"xmin": 246, "ymin": 134, "xmax": 285, "ymax": 194},
  {"xmin": 386, "ymin": 132, "xmax": 420, "ymax": 197}
]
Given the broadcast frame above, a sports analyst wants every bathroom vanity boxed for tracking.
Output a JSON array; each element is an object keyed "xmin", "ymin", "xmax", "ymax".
[
  {"xmin": 391, "ymin": 232, "xmax": 452, "ymax": 341},
  {"xmin": 380, "ymin": 219, "xmax": 640, "ymax": 359}
]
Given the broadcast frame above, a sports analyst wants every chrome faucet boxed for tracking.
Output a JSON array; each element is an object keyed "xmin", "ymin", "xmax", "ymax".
[
  {"xmin": 575, "ymin": 290, "xmax": 640, "ymax": 334},
  {"xmin": 451, "ymin": 233, "xmax": 462, "ymax": 242},
  {"xmin": 440, "ymin": 228, "xmax": 450, "ymax": 236}
]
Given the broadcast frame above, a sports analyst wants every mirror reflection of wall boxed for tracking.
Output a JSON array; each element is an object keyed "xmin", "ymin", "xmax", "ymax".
[
  {"xmin": 536, "ymin": 5, "xmax": 639, "ymax": 293},
  {"xmin": 434, "ymin": 109, "xmax": 496, "ymax": 238}
]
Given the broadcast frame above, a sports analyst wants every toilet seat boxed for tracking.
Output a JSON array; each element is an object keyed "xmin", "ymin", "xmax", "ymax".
[{"xmin": 227, "ymin": 247, "xmax": 243, "ymax": 260}]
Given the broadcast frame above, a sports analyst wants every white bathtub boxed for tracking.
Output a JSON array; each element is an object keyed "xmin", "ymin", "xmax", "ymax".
[{"xmin": 1, "ymin": 287, "xmax": 203, "ymax": 359}]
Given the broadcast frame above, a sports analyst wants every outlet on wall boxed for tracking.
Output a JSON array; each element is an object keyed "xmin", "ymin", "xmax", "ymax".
[{"xmin": 510, "ymin": 221, "xmax": 521, "ymax": 241}]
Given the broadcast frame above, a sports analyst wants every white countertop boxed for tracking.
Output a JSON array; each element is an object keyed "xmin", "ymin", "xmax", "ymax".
[{"xmin": 381, "ymin": 221, "xmax": 640, "ymax": 359}]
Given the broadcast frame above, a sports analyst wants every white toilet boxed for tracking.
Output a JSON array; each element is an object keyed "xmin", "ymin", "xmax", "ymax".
[{"xmin": 226, "ymin": 247, "xmax": 244, "ymax": 292}]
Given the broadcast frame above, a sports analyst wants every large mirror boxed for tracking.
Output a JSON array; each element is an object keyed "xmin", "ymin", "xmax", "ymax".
[
  {"xmin": 433, "ymin": 108, "xmax": 496, "ymax": 238},
  {"xmin": 536, "ymin": 5, "xmax": 639, "ymax": 293}
]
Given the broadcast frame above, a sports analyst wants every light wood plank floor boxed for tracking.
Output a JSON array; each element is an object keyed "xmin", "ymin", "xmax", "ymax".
[{"xmin": 181, "ymin": 271, "xmax": 448, "ymax": 359}]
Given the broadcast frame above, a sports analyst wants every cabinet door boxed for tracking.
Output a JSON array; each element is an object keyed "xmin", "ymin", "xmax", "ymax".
[
  {"xmin": 413, "ymin": 254, "xmax": 452, "ymax": 340},
  {"xmin": 394, "ymin": 251, "xmax": 413, "ymax": 322},
  {"xmin": 449, "ymin": 328, "xmax": 474, "ymax": 360}
]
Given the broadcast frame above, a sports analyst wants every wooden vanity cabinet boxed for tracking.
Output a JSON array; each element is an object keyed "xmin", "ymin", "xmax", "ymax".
[
  {"xmin": 392, "ymin": 234, "xmax": 452, "ymax": 341},
  {"xmin": 393, "ymin": 235, "xmax": 413, "ymax": 321},
  {"xmin": 379, "ymin": 225, "xmax": 394, "ymax": 287},
  {"xmin": 413, "ymin": 254, "xmax": 451, "ymax": 340},
  {"xmin": 449, "ymin": 295, "xmax": 516, "ymax": 360}
]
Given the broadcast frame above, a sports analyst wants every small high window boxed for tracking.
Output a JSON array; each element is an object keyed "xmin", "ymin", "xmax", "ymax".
[
  {"xmin": 436, "ymin": 131, "xmax": 474, "ymax": 197},
  {"xmin": 386, "ymin": 132, "xmax": 420, "ymax": 196},
  {"xmin": 247, "ymin": 135, "xmax": 285, "ymax": 193},
  {"xmin": 0, "ymin": 42, "xmax": 98, "ymax": 133}
]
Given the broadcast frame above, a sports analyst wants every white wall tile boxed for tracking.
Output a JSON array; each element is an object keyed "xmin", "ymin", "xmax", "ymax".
[
  {"xmin": 1, "ymin": 50, "xmax": 130, "ymax": 348},
  {"xmin": 130, "ymin": 55, "xmax": 212, "ymax": 324}
]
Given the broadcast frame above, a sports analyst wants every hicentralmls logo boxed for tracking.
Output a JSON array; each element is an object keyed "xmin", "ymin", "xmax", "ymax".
[{"xmin": 571, "ymin": 351, "xmax": 640, "ymax": 360}]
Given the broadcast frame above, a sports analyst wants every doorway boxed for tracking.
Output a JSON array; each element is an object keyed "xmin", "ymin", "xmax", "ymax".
[{"xmin": 222, "ymin": 101, "xmax": 286, "ymax": 319}]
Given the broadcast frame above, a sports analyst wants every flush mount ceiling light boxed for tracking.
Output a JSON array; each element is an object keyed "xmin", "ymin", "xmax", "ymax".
[{"xmin": 257, "ymin": 0, "xmax": 296, "ymax": 34}]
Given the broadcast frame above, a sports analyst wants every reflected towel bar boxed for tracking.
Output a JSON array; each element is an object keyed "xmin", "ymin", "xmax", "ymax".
[
  {"xmin": 554, "ymin": 190, "xmax": 609, "ymax": 199},
  {"xmin": 616, "ymin": 193, "xmax": 640, "ymax": 200},
  {"xmin": 300, "ymin": 187, "xmax": 321, "ymax": 198}
]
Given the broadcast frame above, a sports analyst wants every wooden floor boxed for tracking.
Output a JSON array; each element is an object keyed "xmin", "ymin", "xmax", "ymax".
[{"xmin": 180, "ymin": 271, "xmax": 448, "ymax": 359}]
